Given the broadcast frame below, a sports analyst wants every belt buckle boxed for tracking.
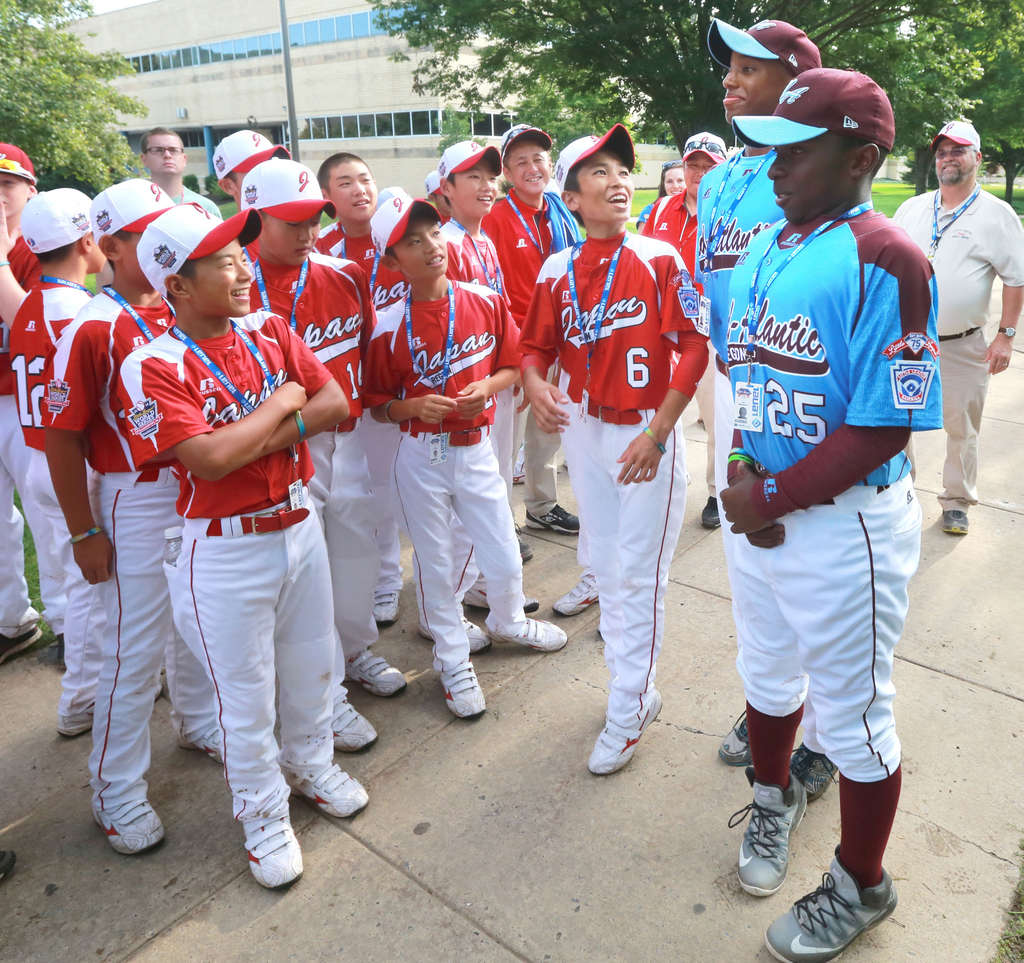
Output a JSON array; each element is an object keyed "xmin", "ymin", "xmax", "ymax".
[{"xmin": 251, "ymin": 510, "xmax": 282, "ymax": 534}]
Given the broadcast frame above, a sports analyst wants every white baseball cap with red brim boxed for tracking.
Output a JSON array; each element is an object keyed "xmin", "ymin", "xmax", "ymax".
[
  {"xmin": 240, "ymin": 158, "xmax": 334, "ymax": 221},
  {"xmin": 437, "ymin": 141, "xmax": 501, "ymax": 179},
  {"xmin": 424, "ymin": 169, "xmax": 442, "ymax": 195},
  {"xmin": 553, "ymin": 124, "xmax": 635, "ymax": 193},
  {"xmin": 213, "ymin": 130, "xmax": 291, "ymax": 178},
  {"xmin": 90, "ymin": 179, "xmax": 174, "ymax": 238},
  {"xmin": 138, "ymin": 204, "xmax": 261, "ymax": 294},
  {"xmin": 22, "ymin": 189, "xmax": 93, "ymax": 254},
  {"xmin": 370, "ymin": 190, "xmax": 439, "ymax": 255},
  {"xmin": 682, "ymin": 132, "xmax": 728, "ymax": 164},
  {"xmin": 931, "ymin": 120, "xmax": 981, "ymax": 152}
]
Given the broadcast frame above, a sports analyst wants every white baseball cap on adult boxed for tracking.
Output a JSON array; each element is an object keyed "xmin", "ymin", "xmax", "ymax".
[
  {"xmin": 682, "ymin": 132, "xmax": 728, "ymax": 164},
  {"xmin": 931, "ymin": 120, "xmax": 981, "ymax": 152},
  {"xmin": 239, "ymin": 158, "xmax": 335, "ymax": 221},
  {"xmin": 90, "ymin": 179, "xmax": 174, "ymax": 238},
  {"xmin": 437, "ymin": 140, "xmax": 500, "ymax": 180},
  {"xmin": 213, "ymin": 130, "xmax": 291, "ymax": 178},
  {"xmin": 370, "ymin": 190, "xmax": 439, "ymax": 255},
  {"xmin": 138, "ymin": 204, "xmax": 261, "ymax": 294},
  {"xmin": 553, "ymin": 124, "xmax": 635, "ymax": 193},
  {"xmin": 22, "ymin": 189, "xmax": 93, "ymax": 254}
]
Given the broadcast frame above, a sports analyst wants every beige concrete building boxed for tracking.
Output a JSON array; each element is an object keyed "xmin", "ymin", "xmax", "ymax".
[{"xmin": 74, "ymin": 0, "xmax": 678, "ymax": 194}]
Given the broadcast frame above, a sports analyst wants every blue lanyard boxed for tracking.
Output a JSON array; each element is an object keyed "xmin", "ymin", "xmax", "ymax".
[
  {"xmin": 103, "ymin": 285, "xmax": 164, "ymax": 342},
  {"xmin": 506, "ymin": 195, "xmax": 542, "ymax": 253},
  {"xmin": 930, "ymin": 186, "xmax": 980, "ymax": 258},
  {"xmin": 744, "ymin": 202, "xmax": 873, "ymax": 362},
  {"xmin": 566, "ymin": 237, "xmax": 627, "ymax": 380},
  {"xmin": 171, "ymin": 322, "xmax": 275, "ymax": 415},
  {"xmin": 404, "ymin": 282, "xmax": 456, "ymax": 394},
  {"xmin": 451, "ymin": 221, "xmax": 504, "ymax": 294},
  {"xmin": 250, "ymin": 253, "xmax": 308, "ymax": 331},
  {"xmin": 40, "ymin": 275, "xmax": 89, "ymax": 294},
  {"xmin": 703, "ymin": 151, "xmax": 772, "ymax": 271},
  {"xmin": 337, "ymin": 237, "xmax": 382, "ymax": 295}
]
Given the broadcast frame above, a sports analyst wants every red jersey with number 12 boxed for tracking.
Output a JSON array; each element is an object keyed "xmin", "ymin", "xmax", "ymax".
[{"xmin": 0, "ymin": 237, "xmax": 42, "ymax": 394}]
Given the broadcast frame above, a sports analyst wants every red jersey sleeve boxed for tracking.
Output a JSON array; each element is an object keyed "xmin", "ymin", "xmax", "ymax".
[
  {"xmin": 362, "ymin": 310, "xmax": 404, "ymax": 408},
  {"xmin": 280, "ymin": 321, "xmax": 333, "ymax": 397},
  {"xmin": 518, "ymin": 253, "xmax": 566, "ymax": 373},
  {"xmin": 47, "ymin": 320, "xmax": 112, "ymax": 431}
]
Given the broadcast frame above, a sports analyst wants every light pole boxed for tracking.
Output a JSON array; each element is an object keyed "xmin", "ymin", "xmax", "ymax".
[{"xmin": 278, "ymin": 0, "xmax": 301, "ymax": 161}]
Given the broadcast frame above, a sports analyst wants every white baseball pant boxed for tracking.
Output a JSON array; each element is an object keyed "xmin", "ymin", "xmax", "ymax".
[
  {"xmin": 490, "ymin": 386, "xmax": 517, "ymax": 497},
  {"xmin": 168, "ymin": 508, "xmax": 337, "ymax": 824},
  {"xmin": 561, "ymin": 405, "xmax": 686, "ymax": 729},
  {"xmin": 393, "ymin": 432, "xmax": 525, "ymax": 672},
  {"xmin": 0, "ymin": 394, "xmax": 36, "ymax": 634},
  {"xmin": 514, "ymin": 380, "xmax": 561, "ymax": 517},
  {"xmin": 733, "ymin": 475, "xmax": 920, "ymax": 781},
  {"xmin": 358, "ymin": 416, "xmax": 404, "ymax": 597},
  {"xmin": 694, "ymin": 343, "xmax": 716, "ymax": 496},
  {"xmin": 89, "ymin": 470, "xmax": 218, "ymax": 813}
]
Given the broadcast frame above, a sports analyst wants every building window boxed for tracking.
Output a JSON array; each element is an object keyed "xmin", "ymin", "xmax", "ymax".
[
  {"xmin": 351, "ymin": 12, "xmax": 370, "ymax": 38},
  {"xmin": 393, "ymin": 111, "xmax": 412, "ymax": 136},
  {"xmin": 342, "ymin": 115, "xmax": 359, "ymax": 138},
  {"xmin": 327, "ymin": 115, "xmax": 343, "ymax": 139}
]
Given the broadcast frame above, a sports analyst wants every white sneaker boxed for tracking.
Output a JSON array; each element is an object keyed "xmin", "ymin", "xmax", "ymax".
[
  {"xmin": 244, "ymin": 815, "xmax": 303, "ymax": 889},
  {"xmin": 346, "ymin": 649, "xmax": 407, "ymax": 697},
  {"xmin": 331, "ymin": 700, "xmax": 378, "ymax": 751},
  {"xmin": 440, "ymin": 662, "xmax": 486, "ymax": 718},
  {"xmin": 57, "ymin": 706, "xmax": 94, "ymax": 738},
  {"xmin": 177, "ymin": 725, "xmax": 223, "ymax": 763},
  {"xmin": 93, "ymin": 798, "xmax": 165, "ymax": 854},
  {"xmin": 513, "ymin": 445, "xmax": 525, "ymax": 485},
  {"xmin": 462, "ymin": 584, "xmax": 540, "ymax": 614},
  {"xmin": 418, "ymin": 617, "xmax": 491, "ymax": 654},
  {"xmin": 553, "ymin": 571, "xmax": 599, "ymax": 617},
  {"xmin": 488, "ymin": 618, "xmax": 567, "ymax": 652},
  {"xmin": 288, "ymin": 764, "xmax": 369, "ymax": 818},
  {"xmin": 588, "ymin": 688, "xmax": 663, "ymax": 776},
  {"xmin": 373, "ymin": 591, "xmax": 400, "ymax": 625}
]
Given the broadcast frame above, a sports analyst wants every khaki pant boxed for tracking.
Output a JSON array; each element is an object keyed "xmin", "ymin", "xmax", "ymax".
[{"xmin": 694, "ymin": 342, "xmax": 716, "ymax": 495}]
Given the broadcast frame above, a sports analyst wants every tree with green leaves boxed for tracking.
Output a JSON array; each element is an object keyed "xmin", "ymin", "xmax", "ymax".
[{"xmin": 0, "ymin": 0, "xmax": 144, "ymax": 191}]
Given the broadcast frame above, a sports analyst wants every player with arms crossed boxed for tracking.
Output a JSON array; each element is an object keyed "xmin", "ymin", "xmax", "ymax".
[
  {"xmin": 118, "ymin": 204, "xmax": 367, "ymax": 889},
  {"xmin": 720, "ymin": 70, "xmax": 941, "ymax": 961},
  {"xmin": 520, "ymin": 126, "xmax": 707, "ymax": 774}
]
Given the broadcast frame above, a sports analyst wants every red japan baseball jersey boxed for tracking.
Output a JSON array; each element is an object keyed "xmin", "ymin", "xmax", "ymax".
[
  {"xmin": 0, "ymin": 237, "xmax": 43, "ymax": 395},
  {"xmin": 315, "ymin": 224, "xmax": 409, "ymax": 312},
  {"xmin": 9, "ymin": 280, "xmax": 92, "ymax": 450},
  {"xmin": 642, "ymin": 194, "xmax": 700, "ymax": 279},
  {"xmin": 363, "ymin": 281, "xmax": 520, "ymax": 435},
  {"xmin": 520, "ymin": 233, "xmax": 700, "ymax": 410},
  {"xmin": 116, "ymin": 310, "xmax": 332, "ymax": 518},
  {"xmin": 250, "ymin": 252, "xmax": 371, "ymax": 425},
  {"xmin": 47, "ymin": 290, "xmax": 175, "ymax": 473},
  {"xmin": 441, "ymin": 220, "xmax": 509, "ymax": 307},
  {"xmin": 482, "ymin": 192, "xmax": 553, "ymax": 323}
]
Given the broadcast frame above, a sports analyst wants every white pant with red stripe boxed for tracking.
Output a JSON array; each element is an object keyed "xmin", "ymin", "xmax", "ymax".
[
  {"xmin": 562, "ymin": 405, "xmax": 686, "ymax": 729},
  {"xmin": 733, "ymin": 475, "xmax": 920, "ymax": 781},
  {"xmin": 308, "ymin": 426, "xmax": 378, "ymax": 702},
  {"xmin": 393, "ymin": 432, "xmax": 525, "ymax": 672},
  {"xmin": 167, "ymin": 508, "xmax": 336, "ymax": 824},
  {"xmin": 89, "ymin": 470, "xmax": 218, "ymax": 813},
  {"xmin": 358, "ymin": 416, "xmax": 404, "ymax": 597}
]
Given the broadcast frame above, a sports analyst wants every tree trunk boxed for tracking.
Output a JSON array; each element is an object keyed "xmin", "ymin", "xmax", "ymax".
[
  {"xmin": 1004, "ymin": 162, "xmax": 1018, "ymax": 206},
  {"xmin": 913, "ymin": 148, "xmax": 930, "ymax": 194}
]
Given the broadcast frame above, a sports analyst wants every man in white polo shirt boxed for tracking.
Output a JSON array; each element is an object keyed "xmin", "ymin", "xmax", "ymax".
[{"xmin": 895, "ymin": 120, "xmax": 1024, "ymax": 535}]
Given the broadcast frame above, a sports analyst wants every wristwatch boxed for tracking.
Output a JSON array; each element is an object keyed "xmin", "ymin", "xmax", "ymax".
[{"xmin": 999, "ymin": 326, "xmax": 1017, "ymax": 337}]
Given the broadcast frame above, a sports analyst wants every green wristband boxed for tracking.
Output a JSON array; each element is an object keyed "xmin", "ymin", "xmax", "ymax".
[
  {"xmin": 728, "ymin": 451, "xmax": 756, "ymax": 466},
  {"xmin": 293, "ymin": 410, "xmax": 306, "ymax": 439},
  {"xmin": 643, "ymin": 426, "xmax": 666, "ymax": 454}
]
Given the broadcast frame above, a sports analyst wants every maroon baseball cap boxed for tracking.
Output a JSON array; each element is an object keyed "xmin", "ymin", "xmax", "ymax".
[
  {"xmin": 707, "ymin": 19, "xmax": 821, "ymax": 76},
  {"xmin": 733, "ymin": 68, "xmax": 895, "ymax": 152}
]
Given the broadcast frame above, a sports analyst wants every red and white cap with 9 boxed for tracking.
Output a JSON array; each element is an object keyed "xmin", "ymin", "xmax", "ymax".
[
  {"xmin": 553, "ymin": 124, "xmax": 635, "ymax": 193},
  {"xmin": 22, "ymin": 189, "xmax": 93, "ymax": 254},
  {"xmin": 90, "ymin": 179, "xmax": 175, "ymax": 238},
  {"xmin": 213, "ymin": 130, "xmax": 291, "ymax": 178},
  {"xmin": 437, "ymin": 140, "xmax": 501, "ymax": 180},
  {"xmin": 370, "ymin": 189, "xmax": 439, "ymax": 256},
  {"xmin": 240, "ymin": 157, "xmax": 335, "ymax": 221}
]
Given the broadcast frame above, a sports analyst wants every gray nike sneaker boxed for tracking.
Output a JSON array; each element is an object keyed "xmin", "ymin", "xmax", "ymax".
[
  {"xmin": 765, "ymin": 849, "xmax": 897, "ymax": 962},
  {"xmin": 729, "ymin": 767, "xmax": 807, "ymax": 896}
]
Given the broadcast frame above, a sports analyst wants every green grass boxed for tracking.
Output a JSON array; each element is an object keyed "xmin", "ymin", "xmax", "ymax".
[
  {"xmin": 996, "ymin": 845, "xmax": 1024, "ymax": 963},
  {"xmin": 15, "ymin": 493, "xmax": 57, "ymax": 649}
]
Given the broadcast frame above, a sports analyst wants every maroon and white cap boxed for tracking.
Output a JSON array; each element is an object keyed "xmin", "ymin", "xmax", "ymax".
[
  {"xmin": 0, "ymin": 144, "xmax": 36, "ymax": 185},
  {"xmin": 733, "ymin": 68, "xmax": 895, "ymax": 153},
  {"xmin": 424, "ymin": 169, "xmax": 442, "ymax": 195},
  {"xmin": 500, "ymin": 124, "xmax": 553, "ymax": 161},
  {"xmin": 553, "ymin": 124, "xmax": 635, "ymax": 193},
  {"xmin": 22, "ymin": 189, "xmax": 93, "ymax": 254},
  {"xmin": 213, "ymin": 130, "xmax": 290, "ymax": 178},
  {"xmin": 437, "ymin": 140, "xmax": 500, "ymax": 179},
  {"xmin": 90, "ymin": 179, "xmax": 174, "ymax": 237},
  {"xmin": 707, "ymin": 19, "xmax": 821, "ymax": 76},
  {"xmin": 682, "ymin": 132, "xmax": 728, "ymax": 164},
  {"xmin": 240, "ymin": 158, "xmax": 334, "ymax": 221},
  {"xmin": 930, "ymin": 120, "xmax": 981, "ymax": 152},
  {"xmin": 138, "ymin": 204, "xmax": 261, "ymax": 294},
  {"xmin": 370, "ymin": 190, "xmax": 439, "ymax": 255}
]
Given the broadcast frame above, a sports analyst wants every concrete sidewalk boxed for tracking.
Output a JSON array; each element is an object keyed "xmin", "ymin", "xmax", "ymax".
[{"xmin": 2, "ymin": 345, "xmax": 1022, "ymax": 962}]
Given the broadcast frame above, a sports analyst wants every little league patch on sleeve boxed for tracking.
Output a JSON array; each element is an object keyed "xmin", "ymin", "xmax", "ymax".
[
  {"xmin": 882, "ymin": 332, "xmax": 939, "ymax": 359},
  {"xmin": 889, "ymin": 360, "xmax": 936, "ymax": 409},
  {"xmin": 46, "ymin": 378, "xmax": 71, "ymax": 414},
  {"xmin": 126, "ymin": 397, "xmax": 163, "ymax": 439}
]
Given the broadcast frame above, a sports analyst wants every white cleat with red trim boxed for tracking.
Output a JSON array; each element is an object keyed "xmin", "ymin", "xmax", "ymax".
[
  {"xmin": 243, "ymin": 815, "xmax": 303, "ymax": 889},
  {"xmin": 92, "ymin": 798, "xmax": 165, "ymax": 854},
  {"xmin": 440, "ymin": 662, "xmax": 486, "ymax": 718},
  {"xmin": 288, "ymin": 764, "xmax": 369, "ymax": 818},
  {"xmin": 487, "ymin": 618, "xmax": 567, "ymax": 652},
  {"xmin": 588, "ymin": 688, "xmax": 663, "ymax": 775},
  {"xmin": 177, "ymin": 725, "xmax": 223, "ymax": 763}
]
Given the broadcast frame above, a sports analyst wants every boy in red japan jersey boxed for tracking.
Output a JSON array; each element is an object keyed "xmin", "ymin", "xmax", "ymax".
[
  {"xmin": 46, "ymin": 180, "xmax": 220, "ymax": 859},
  {"xmin": 117, "ymin": 203, "xmax": 367, "ymax": 890},
  {"xmin": 0, "ymin": 143, "xmax": 44, "ymax": 659},
  {"xmin": 240, "ymin": 157, "xmax": 405, "ymax": 743},
  {"xmin": 9, "ymin": 189, "xmax": 108, "ymax": 735},
  {"xmin": 212, "ymin": 129, "xmax": 290, "ymax": 207},
  {"xmin": 364, "ymin": 194, "xmax": 566, "ymax": 719},
  {"xmin": 521, "ymin": 125, "xmax": 708, "ymax": 775}
]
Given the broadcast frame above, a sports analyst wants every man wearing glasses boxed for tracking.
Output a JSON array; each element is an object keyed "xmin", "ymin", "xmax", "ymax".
[
  {"xmin": 894, "ymin": 121, "xmax": 1024, "ymax": 536},
  {"xmin": 139, "ymin": 127, "xmax": 221, "ymax": 219}
]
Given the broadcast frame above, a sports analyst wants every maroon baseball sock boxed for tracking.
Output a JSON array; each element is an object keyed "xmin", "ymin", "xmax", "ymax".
[
  {"xmin": 745, "ymin": 702, "xmax": 803, "ymax": 790},
  {"xmin": 838, "ymin": 766, "xmax": 902, "ymax": 890}
]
